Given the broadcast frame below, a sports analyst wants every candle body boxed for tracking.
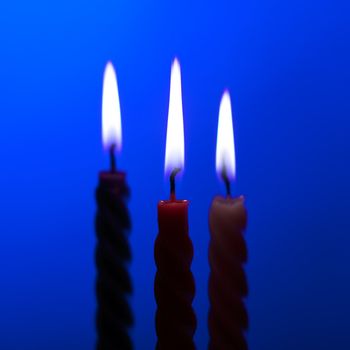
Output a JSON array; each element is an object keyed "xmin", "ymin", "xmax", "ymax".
[
  {"xmin": 208, "ymin": 196, "xmax": 248, "ymax": 350},
  {"xmin": 155, "ymin": 200, "xmax": 196, "ymax": 350},
  {"xmin": 95, "ymin": 171, "xmax": 133, "ymax": 350}
]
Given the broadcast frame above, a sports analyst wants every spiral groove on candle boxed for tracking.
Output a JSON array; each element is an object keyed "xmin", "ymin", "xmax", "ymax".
[
  {"xmin": 95, "ymin": 179, "xmax": 133, "ymax": 350},
  {"xmin": 154, "ymin": 222, "xmax": 196, "ymax": 349},
  {"xmin": 208, "ymin": 217, "xmax": 248, "ymax": 350}
]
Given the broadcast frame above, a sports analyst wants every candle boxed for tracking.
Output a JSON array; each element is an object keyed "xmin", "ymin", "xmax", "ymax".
[
  {"xmin": 95, "ymin": 62, "xmax": 133, "ymax": 350},
  {"xmin": 208, "ymin": 91, "xmax": 248, "ymax": 350},
  {"xmin": 154, "ymin": 58, "xmax": 196, "ymax": 350}
]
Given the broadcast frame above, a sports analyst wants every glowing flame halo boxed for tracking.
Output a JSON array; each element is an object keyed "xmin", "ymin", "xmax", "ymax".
[
  {"xmin": 164, "ymin": 58, "xmax": 185, "ymax": 177},
  {"xmin": 102, "ymin": 61, "xmax": 122, "ymax": 152},
  {"xmin": 216, "ymin": 90, "xmax": 236, "ymax": 180}
]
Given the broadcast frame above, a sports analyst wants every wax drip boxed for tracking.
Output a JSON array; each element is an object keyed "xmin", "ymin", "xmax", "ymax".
[{"xmin": 95, "ymin": 179, "xmax": 133, "ymax": 350}]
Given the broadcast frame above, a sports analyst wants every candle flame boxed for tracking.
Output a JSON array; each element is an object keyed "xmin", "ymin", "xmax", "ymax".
[
  {"xmin": 102, "ymin": 61, "xmax": 122, "ymax": 151},
  {"xmin": 216, "ymin": 90, "xmax": 236, "ymax": 180},
  {"xmin": 164, "ymin": 58, "xmax": 185, "ymax": 176}
]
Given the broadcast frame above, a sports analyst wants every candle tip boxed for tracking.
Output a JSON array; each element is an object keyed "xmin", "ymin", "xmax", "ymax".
[
  {"xmin": 170, "ymin": 167, "xmax": 181, "ymax": 199},
  {"xmin": 221, "ymin": 165, "xmax": 231, "ymax": 197},
  {"xmin": 109, "ymin": 144, "xmax": 117, "ymax": 172}
]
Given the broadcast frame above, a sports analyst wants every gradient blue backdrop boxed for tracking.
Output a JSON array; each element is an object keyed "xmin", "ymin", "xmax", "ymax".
[{"xmin": 0, "ymin": 1, "xmax": 349, "ymax": 349}]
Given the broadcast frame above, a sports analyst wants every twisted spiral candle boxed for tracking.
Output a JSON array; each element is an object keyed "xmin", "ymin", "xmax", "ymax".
[
  {"xmin": 155, "ymin": 199, "xmax": 196, "ymax": 350},
  {"xmin": 208, "ymin": 196, "xmax": 248, "ymax": 350},
  {"xmin": 95, "ymin": 171, "xmax": 133, "ymax": 350}
]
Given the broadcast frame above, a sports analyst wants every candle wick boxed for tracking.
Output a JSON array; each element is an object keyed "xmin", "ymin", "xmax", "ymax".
[
  {"xmin": 170, "ymin": 167, "xmax": 181, "ymax": 200},
  {"xmin": 110, "ymin": 144, "xmax": 116, "ymax": 172},
  {"xmin": 221, "ymin": 166, "xmax": 231, "ymax": 197}
]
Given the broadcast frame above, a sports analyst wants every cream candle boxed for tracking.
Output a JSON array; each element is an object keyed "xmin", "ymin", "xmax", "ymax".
[{"xmin": 208, "ymin": 91, "xmax": 248, "ymax": 350}]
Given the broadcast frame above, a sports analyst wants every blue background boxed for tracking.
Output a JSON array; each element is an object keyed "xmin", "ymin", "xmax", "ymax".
[{"xmin": 0, "ymin": 0, "xmax": 349, "ymax": 349}]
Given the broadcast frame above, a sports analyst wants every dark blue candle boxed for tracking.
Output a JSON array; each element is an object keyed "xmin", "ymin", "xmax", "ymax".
[{"xmin": 95, "ymin": 62, "xmax": 133, "ymax": 350}]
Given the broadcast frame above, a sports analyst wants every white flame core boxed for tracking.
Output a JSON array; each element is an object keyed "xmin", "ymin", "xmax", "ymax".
[
  {"xmin": 216, "ymin": 91, "xmax": 236, "ymax": 179},
  {"xmin": 102, "ymin": 62, "xmax": 122, "ymax": 151},
  {"xmin": 164, "ymin": 58, "xmax": 184, "ymax": 175}
]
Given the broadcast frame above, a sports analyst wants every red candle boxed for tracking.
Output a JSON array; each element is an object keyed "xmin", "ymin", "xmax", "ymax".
[
  {"xmin": 208, "ymin": 91, "xmax": 248, "ymax": 350},
  {"xmin": 154, "ymin": 59, "xmax": 196, "ymax": 350},
  {"xmin": 95, "ymin": 62, "xmax": 133, "ymax": 350}
]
